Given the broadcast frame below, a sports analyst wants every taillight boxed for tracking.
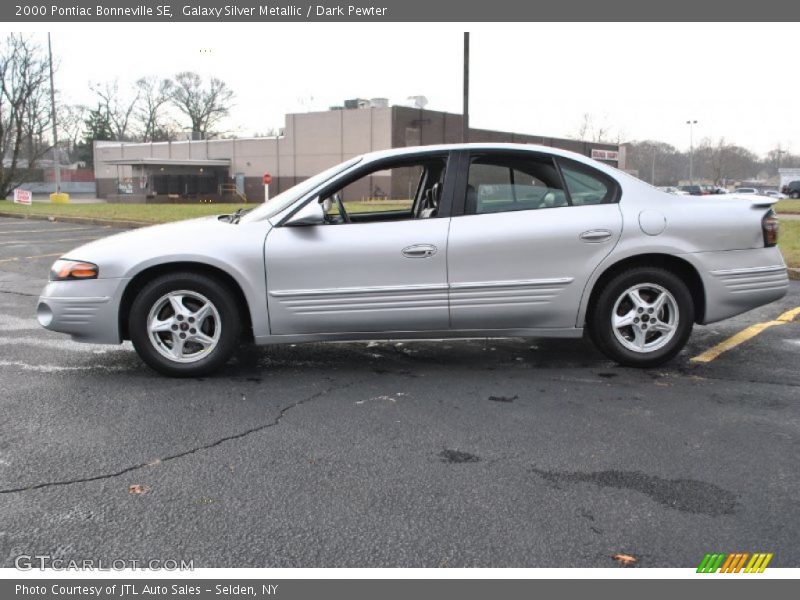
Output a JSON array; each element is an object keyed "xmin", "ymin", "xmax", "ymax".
[{"xmin": 762, "ymin": 210, "xmax": 779, "ymax": 247}]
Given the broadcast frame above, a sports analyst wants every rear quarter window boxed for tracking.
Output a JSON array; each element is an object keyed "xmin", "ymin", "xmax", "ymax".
[{"xmin": 557, "ymin": 158, "xmax": 620, "ymax": 205}]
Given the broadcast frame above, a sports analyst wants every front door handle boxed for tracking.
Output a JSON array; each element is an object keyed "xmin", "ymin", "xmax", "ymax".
[
  {"xmin": 579, "ymin": 229, "xmax": 613, "ymax": 243},
  {"xmin": 402, "ymin": 244, "xmax": 437, "ymax": 258}
]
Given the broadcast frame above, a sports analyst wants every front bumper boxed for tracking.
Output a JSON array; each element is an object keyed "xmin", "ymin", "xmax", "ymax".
[{"xmin": 37, "ymin": 278, "xmax": 130, "ymax": 344}]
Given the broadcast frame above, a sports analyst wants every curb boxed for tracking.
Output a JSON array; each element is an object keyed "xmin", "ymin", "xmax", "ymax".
[
  {"xmin": 789, "ymin": 268, "xmax": 800, "ymax": 281},
  {"xmin": 0, "ymin": 211, "xmax": 148, "ymax": 229}
]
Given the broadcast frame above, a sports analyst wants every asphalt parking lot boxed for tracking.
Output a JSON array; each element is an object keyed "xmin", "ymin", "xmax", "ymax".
[{"xmin": 0, "ymin": 216, "xmax": 798, "ymax": 568}]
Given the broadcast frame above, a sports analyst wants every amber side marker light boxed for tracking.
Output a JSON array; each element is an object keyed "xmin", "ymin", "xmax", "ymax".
[{"xmin": 50, "ymin": 259, "xmax": 99, "ymax": 281}]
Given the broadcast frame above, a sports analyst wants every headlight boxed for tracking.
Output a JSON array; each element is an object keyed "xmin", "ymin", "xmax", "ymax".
[{"xmin": 50, "ymin": 259, "xmax": 99, "ymax": 281}]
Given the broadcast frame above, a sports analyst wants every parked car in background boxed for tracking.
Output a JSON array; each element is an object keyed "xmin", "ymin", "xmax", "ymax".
[
  {"xmin": 782, "ymin": 180, "xmax": 800, "ymax": 199},
  {"xmin": 734, "ymin": 187, "xmax": 760, "ymax": 195},
  {"xmin": 678, "ymin": 185, "xmax": 703, "ymax": 195},
  {"xmin": 658, "ymin": 186, "xmax": 689, "ymax": 195},
  {"xmin": 36, "ymin": 143, "xmax": 789, "ymax": 376},
  {"xmin": 763, "ymin": 190, "xmax": 787, "ymax": 200}
]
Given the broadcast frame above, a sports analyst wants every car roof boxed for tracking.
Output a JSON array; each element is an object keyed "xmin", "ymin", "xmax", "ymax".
[
  {"xmin": 354, "ymin": 143, "xmax": 635, "ymax": 185},
  {"xmin": 358, "ymin": 142, "xmax": 605, "ymax": 167}
]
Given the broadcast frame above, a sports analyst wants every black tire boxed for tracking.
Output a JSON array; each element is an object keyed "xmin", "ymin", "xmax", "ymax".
[
  {"xmin": 587, "ymin": 267, "xmax": 694, "ymax": 368},
  {"xmin": 792, "ymin": 191, "xmax": 800, "ymax": 199},
  {"xmin": 128, "ymin": 271, "xmax": 242, "ymax": 377}
]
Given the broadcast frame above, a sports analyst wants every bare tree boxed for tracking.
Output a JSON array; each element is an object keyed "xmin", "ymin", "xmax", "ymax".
[
  {"xmin": 0, "ymin": 33, "xmax": 53, "ymax": 199},
  {"xmin": 136, "ymin": 76, "xmax": 174, "ymax": 142},
  {"xmin": 170, "ymin": 71, "xmax": 234, "ymax": 139},
  {"xmin": 695, "ymin": 137, "xmax": 759, "ymax": 185},
  {"xmin": 89, "ymin": 79, "xmax": 140, "ymax": 141},
  {"xmin": 58, "ymin": 103, "xmax": 87, "ymax": 163},
  {"xmin": 572, "ymin": 112, "xmax": 620, "ymax": 143},
  {"xmin": 623, "ymin": 140, "xmax": 687, "ymax": 185},
  {"xmin": 574, "ymin": 113, "xmax": 591, "ymax": 141}
]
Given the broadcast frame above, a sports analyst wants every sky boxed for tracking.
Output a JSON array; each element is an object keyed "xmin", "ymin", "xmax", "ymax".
[{"xmin": 14, "ymin": 22, "xmax": 800, "ymax": 156}]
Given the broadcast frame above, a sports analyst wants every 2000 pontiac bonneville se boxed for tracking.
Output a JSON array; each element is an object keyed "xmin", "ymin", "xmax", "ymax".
[{"xmin": 37, "ymin": 144, "xmax": 788, "ymax": 376}]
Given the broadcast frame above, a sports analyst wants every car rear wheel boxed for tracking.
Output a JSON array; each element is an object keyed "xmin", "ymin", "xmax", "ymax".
[
  {"xmin": 129, "ymin": 272, "xmax": 242, "ymax": 376},
  {"xmin": 588, "ymin": 267, "xmax": 694, "ymax": 367}
]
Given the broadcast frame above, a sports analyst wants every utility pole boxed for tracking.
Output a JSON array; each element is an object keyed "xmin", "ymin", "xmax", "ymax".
[
  {"xmin": 686, "ymin": 119, "xmax": 697, "ymax": 185},
  {"xmin": 462, "ymin": 32, "xmax": 469, "ymax": 143},
  {"xmin": 47, "ymin": 33, "xmax": 60, "ymax": 195}
]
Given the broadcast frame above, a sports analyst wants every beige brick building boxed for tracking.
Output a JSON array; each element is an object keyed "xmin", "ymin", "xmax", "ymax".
[{"xmin": 94, "ymin": 104, "xmax": 623, "ymax": 203}]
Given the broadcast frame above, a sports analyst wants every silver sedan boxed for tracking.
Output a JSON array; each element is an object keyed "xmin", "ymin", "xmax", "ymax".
[{"xmin": 37, "ymin": 144, "xmax": 789, "ymax": 376}]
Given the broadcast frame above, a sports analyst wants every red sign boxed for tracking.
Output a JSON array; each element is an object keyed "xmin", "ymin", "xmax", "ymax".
[
  {"xmin": 13, "ymin": 189, "xmax": 32, "ymax": 205},
  {"xmin": 263, "ymin": 173, "xmax": 273, "ymax": 185},
  {"xmin": 591, "ymin": 149, "xmax": 619, "ymax": 161}
]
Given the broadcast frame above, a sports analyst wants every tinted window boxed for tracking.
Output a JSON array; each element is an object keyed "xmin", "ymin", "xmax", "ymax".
[
  {"xmin": 558, "ymin": 160, "xmax": 616, "ymax": 205},
  {"xmin": 465, "ymin": 154, "xmax": 567, "ymax": 215}
]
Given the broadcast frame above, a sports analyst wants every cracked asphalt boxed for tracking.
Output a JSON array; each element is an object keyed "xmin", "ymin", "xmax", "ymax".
[{"xmin": 0, "ymin": 216, "xmax": 798, "ymax": 568}]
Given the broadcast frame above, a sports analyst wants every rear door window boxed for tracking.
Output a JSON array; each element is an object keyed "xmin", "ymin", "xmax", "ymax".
[{"xmin": 465, "ymin": 154, "xmax": 567, "ymax": 215}]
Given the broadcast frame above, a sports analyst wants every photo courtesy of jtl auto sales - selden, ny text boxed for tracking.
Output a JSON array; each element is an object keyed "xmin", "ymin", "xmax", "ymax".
[{"xmin": 0, "ymin": 1, "xmax": 799, "ymax": 598}]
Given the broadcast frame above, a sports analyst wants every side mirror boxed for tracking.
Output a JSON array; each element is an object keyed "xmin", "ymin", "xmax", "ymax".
[{"xmin": 285, "ymin": 198, "xmax": 325, "ymax": 226}]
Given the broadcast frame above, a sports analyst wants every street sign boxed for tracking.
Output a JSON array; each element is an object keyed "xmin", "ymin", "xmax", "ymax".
[
  {"xmin": 263, "ymin": 173, "xmax": 273, "ymax": 185},
  {"xmin": 13, "ymin": 189, "xmax": 32, "ymax": 205}
]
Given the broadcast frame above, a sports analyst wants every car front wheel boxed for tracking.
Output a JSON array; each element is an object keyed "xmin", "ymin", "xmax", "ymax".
[
  {"xmin": 129, "ymin": 272, "xmax": 242, "ymax": 376},
  {"xmin": 588, "ymin": 267, "xmax": 694, "ymax": 367}
]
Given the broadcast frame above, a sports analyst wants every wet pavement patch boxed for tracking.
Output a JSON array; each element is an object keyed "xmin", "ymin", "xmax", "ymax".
[
  {"xmin": 530, "ymin": 468, "xmax": 737, "ymax": 516},
  {"xmin": 488, "ymin": 394, "xmax": 517, "ymax": 403},
  {"xmin": 440, "ymin": 449, "xmax": 481, "ymax": 464}
]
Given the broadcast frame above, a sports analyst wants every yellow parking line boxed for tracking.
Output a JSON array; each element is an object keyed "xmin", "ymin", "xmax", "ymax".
[
  {"xmin": 691, "ymin": 306, "xmax": 800, "ymax": 363},
  {"xmin": 0, "ymin": 252, "xmax": 63, "ymax": 264},
  {"xmin": 775, "ymin": 306, "xmax": 800, "ymax": 322}
]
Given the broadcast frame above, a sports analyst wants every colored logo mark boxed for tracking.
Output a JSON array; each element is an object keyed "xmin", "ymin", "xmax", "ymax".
[{"xmin": 697, "ymin": 553, "xmax": 773, "ymax": 573}]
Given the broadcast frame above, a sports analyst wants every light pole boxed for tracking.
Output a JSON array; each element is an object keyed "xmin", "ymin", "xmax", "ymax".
[
  {"xmin": 463, "ymin": 32, "xmax": 469, "ymax": 143},
  {"xmin": 686, "ymin": 120, "xmax": 697, "ymax": 185},
  {"xmin": 47, "ymin": 33, "xmax": 60, "ymax": 196},
  {"xmin": 776, "ymin": 148, "xmax": 786, "ymax": 169}
]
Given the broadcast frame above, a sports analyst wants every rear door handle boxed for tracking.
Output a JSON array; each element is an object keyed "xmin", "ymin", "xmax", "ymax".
[
  {"xmin": 579, "ymin": 229, "xmax": 613, "ymax": 243},
  {"xmin": 402, "ymin": 244, "xmax": 437, "ymax": 258}
]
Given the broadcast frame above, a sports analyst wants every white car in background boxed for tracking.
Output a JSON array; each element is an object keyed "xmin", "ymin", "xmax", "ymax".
[{"xmin": 734, "ymin": 187, "xmax": 762, "ymax": 195}]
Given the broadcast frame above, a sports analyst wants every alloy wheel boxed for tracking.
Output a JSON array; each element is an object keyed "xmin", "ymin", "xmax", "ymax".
[{"xmin": 146, "ymin": 290, "xmax": 221, "ymax": 363}]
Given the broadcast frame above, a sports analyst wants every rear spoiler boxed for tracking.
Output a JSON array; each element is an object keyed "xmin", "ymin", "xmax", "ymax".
[
  {"xmin": 724, "ymin": 194, "xmax": 778, "ymax": 209},
  {"xmin": 750, "ymin": 198, "xmax": 778, "ymax": 209}
]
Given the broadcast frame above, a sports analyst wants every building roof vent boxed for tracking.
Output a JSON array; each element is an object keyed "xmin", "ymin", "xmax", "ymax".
[
  {"xmin": 407, "ymin": 95, "xmax": 428, "ymax": 109},
  {"xmin": 344, "ymin": 98, "xmax": 371, "ymax": 109}
]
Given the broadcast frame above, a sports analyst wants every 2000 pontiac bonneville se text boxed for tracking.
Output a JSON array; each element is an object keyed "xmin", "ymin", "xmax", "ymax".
[{"xmin": 37, "ymin": 144, "xmax": 788, "ymax": 376}]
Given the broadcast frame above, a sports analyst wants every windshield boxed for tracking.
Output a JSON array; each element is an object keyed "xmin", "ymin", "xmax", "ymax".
[{"xmin": 239, "ymin": 157, "xmax": 362, "ymax": 223}]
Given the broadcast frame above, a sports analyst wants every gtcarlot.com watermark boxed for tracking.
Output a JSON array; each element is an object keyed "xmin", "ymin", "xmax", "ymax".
[{"xmin": 15, "ymin": 555, "xmax": 194, "ymax": 571}]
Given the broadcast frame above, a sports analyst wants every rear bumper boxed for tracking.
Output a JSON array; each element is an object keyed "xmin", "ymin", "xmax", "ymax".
[
  {"xmin": 37, "ymin": 278, "xmax": 129, "ymax": 344},
  {"xmin": 687, "ymin": 247, "xmax": 789, "ymax": 324}
]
